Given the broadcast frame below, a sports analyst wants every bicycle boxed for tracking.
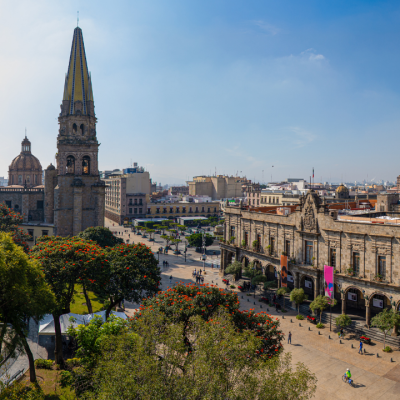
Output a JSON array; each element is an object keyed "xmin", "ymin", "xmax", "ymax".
[{"xmin": 342, "ymin": 374, "xmax": 354, "ymax": 387}]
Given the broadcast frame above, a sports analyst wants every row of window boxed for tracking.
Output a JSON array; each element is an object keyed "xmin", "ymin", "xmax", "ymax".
[
  {"xmin": 151, "ymin": 206, "xmax": 217, "ymax": 214},
  {"xmin": 238, "ymin": 231, "xmax": 388, "ymax": 278},
  {"xmin": 129, "ymin": 208, "xmax": 143, "ymax": 214},
  {"xmin": 128, "ymin": 199, "xmax": 143, "ymax": 205},
  {"xmin": 5, "ymin": 200, "xmax": 43, "ymax": 210}
]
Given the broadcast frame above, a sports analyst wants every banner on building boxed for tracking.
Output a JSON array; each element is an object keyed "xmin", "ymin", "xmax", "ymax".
[
  {"xmin": 287, "ymin": 274, "xmax": 294, "ymax": 283},
  {"xmin": 281, "ymin": 255, "xmax": 288, "ymax": 287},
  {"xmin": 373, "ymin": 298, "xmax": 384, "ymax": 308},
  {"xmin": 324, "ymin": 265, "xmax": 334, "ymax": 299},
  {"xmin": 305, "ymin": 280, "xmax": 312, "ymax": 289},
  {"xmin": 348, "ymin": 292, "xmax": 357, "ymax": 302}
]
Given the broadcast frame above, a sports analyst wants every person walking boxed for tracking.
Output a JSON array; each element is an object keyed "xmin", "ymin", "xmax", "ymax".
[
  {"xmin": 339, "ymin": 328, "xmax": 343, "ymax": 338},
  {"xmin": 288, "ymin": 331, "xmax": 292, "ymax": 344},
  {"xmin": 169, "ymin": 275, "xmax": 173, "ymax": 285},
  {"xmin": 358, "ymin": 340, "xmax": 363, "ymax": 355}
]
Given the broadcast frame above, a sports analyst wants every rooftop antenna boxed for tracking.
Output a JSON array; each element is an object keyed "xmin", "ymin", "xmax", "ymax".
[
  {"xmin": 77, "ymin": 11, "xmax": 79, "ymax": 27},
  {"xmin": 25, "ymin": 127, "xmax": 27, "ymax": 139}
]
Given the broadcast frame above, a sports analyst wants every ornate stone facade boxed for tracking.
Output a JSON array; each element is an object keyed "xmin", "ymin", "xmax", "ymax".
[{"xmin": 221, "ymin": 191, "xmax": 400, "ymax": 327}]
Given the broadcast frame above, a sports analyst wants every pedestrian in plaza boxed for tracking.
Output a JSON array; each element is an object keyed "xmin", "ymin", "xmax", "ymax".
[
  {"xmin": 211, "ymin": 263, "xmax": 214, "ymax": 269},
  {"xmin": 170, "ymin": 275, "xmax": 173, "ymax": 285},
  {"xmin": 288, "ymin": 331, "xmax": 292, "ymax": 344},
  {"xmin": 201, "ymin": 276, "xmax": 204, "ymax": 284},
  {"xmin": 339, "ymin": 328, "xmax": 343, "ymax": 338},
  {"xmin": 358, "ymin": 340, "xmax": 363, "ymax": 355}
]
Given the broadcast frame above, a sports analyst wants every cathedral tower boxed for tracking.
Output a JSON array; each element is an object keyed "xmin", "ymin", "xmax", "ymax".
[{"xmin": 51, "ymin": 26, "xmax": 105, "ymax": 236}]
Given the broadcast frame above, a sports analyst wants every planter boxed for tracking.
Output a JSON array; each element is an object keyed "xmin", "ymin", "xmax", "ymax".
[
  {"xmin": 237, "ymin": 286, "xmax": 244, "ymax": 292},
  {"xmin": 360, "ymin": 336, "xmax": 371, "ymax": 345},
  {"xmin": 306, "ymin": 315, "xmax": 317, "ymax": 324}
]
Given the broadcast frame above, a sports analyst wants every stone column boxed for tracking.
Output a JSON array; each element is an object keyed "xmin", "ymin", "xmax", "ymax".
[
  {"xmin": 219, "ymin": 249, "xmax": 226, "ymax": 277},
  {"xmin": 314, "ymin": 276, "xmax": 320, "ymax": 299},
  {"xmin": 366, "ymin": 304, "xmax": 371, "ymax": 327},
  {"xmin": 294, "ymin": 271, "xmax": 300, "ymax": 289},
  {"xmin": 341, "ymin": 294, "xmax": 346, "ymax": 314}
]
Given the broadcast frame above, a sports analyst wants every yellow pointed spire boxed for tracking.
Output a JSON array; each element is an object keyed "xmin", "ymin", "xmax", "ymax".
[{"xmin": 63, "ymin": 27, "xmax": 93, "ymax": 115}]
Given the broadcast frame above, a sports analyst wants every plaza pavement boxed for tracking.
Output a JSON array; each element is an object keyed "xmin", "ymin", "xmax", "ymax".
[{"xmin": 107, "ymin": 219, "xmax": 400, "ymax": 400}]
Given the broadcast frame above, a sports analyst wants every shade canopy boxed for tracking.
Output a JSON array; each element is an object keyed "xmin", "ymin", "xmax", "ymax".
[{"xmin": 38, "ymin": 311, "xmax": 127, "ymax": 336}]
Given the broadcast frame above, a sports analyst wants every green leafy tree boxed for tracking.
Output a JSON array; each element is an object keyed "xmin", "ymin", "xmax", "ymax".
[
  {"xmin": 137, "ymin": 283, "xmax": 283, "ymax": 356},
  {"xmin": 75, "ymin": 308, "xmax": 315, "ymax": 400},
  {"xmin": 371, "ymin": 308, "xmax": 400, "ymax": 349},
  {"xmin": 146, "ymin": 229, "xmax": 155, "ymax": 241},
  {"xmin": 160, "ymin": 234, "xmax": 173, "ymax": 247},
  {"xmin": 309, "ymin": 295, "xmax": 337, "ymax": 323},
  {"xmin": 77, "ymin": 226, "xmax": 123, "ymax": 248},
  {"xmin": 187, "ymin": 233, "xmax": 214, "ymax": 248},
  {"xmin": 225, "ymin": 261, "xmax": 242, "ymax": 280},
  {"xmin": 290, "ymin": 288, "xmax": 308, "ymax": 315},
  {"xmin": 277, "ymin": 287, "xmax": 291, "ymax": 310},
  {"xmin": 0, "ymin": 232, "xmax": 55, "ymax": 382},
  {"xmin": 171, "ymin": 238, "xmax": 181, "ymax": 253},
  {"xmin": 0, "ymin": 203, "xmax": 31, "ymax": 252},
  {"xmin": 177, "ymin": 224, "xmax": 187, "ymax": 233},
  {"xmin": 30, "ymin": 236, "xmax": 103, "ymax": 365},
  {"xmin": 335, "ymin": 314, "xmax": 352, "ymax": 331},
  {"xmin": 97, "ymin": 243, "xmax": 161, "ymax": 319}
]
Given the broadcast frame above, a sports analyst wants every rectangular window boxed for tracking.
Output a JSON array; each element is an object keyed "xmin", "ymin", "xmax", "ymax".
[
  {"xmin": 129, "ymin": 208, "xmax": 132, "ymax": 214},
  {"xmin": 37, "ymin": 200, "xmax": 44, "ymax": 209},
  {"xmin": 176, "ymin": 207, "xmax": 180, "ymax": 213},
  {"xmin": 270, "ymin": 237, "xmax": 275, "ymax": 254},
  {"xmin": 208, "ymin": 207, "xmax": 210, "ymax": 212},
  {"xmin": 214, "ymin": 207, "xmax": 216, "ymax": 212},
  {"xmin": 378, "ymin": 256, "xmax": 386, "ymax": 278},
  {"xmin": 163, "ymin": 208, "xmax": 167, "ymax": 213},
  {"xmin": 170, "ymin": 207, "xmax": 173, "ymax": 213},
  {"xmin": 134, "ymin": 208, "xmax": 137, "ymax": 214},
  {"xmin": 353, "ymin": 252, "xmax": 360, "ymax": 276},
  {"xmin": 285, "ymin": 240, "xmax": 290, "ymax": 257},
  {"xmin": 134, "ymin": 199, "xmax": 137, "ymax": 205},
  {"xmin": 42, "ymin": 230, "xmax": 48, "ymax": 236},
  {"xmin": 156, "ymin": 208, "xmax": 160, "ymax": 214},
  {"xmin": 195, "ymin": 207, "xmax": 199, "ymax": 212},
  {"xmin": 139, "ymin": 208, "xmax": 142, "ymax": 214},
  {"xmin": 330, "ymin": 248, "xmax": 336, "ymax": 268},
  {"xmin": 147, "ymin": 208, "xmax": 151, "ymax": 214},
  {"xmin": 244, "ymin": 232, "xmax": 249, "ymax": 246},
  {"xmin": 182, "ymin": 207, "xmax": 186, "ymax": 213},
  {"xmin": 201, "ymin": 207, "xmax": 205, "ymax": 212},
  {"xmin": 27, "ymin": 229, "xmax": 34, "ymax": 240},
  {"xmin": 139, "ymin": 199, "xmax": 143, "ymax": 205},
  {"xmin": 189, "ymin": 207, "xmax": 192, "ymax": 213},
  {"xmin": 305, "ymin": 241, "xmax": 313, "ymax": 265},
  {"xmin": 256, "ymin": 234, "xmax": 261, "ymax": 251},
  {"xmin": 230, "ymin": 226, "xmax": 235, "ymax": 239},
  {"xmin": 5, "ymin": 200, "xmax": 11, "ymax": 208}
]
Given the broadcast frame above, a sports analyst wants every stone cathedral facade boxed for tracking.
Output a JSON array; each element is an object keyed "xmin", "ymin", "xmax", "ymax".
[{"xmin": 44, "ymin": 26, "xmax": 105, "ymax": 236}]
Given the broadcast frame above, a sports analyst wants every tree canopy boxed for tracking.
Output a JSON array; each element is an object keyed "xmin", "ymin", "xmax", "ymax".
[
  {"xmin": 0, "ymin": 232, "xmax": 55, "ymax": 382},
  {"xmin": 0, "ymin": 203, "xmax": 31, "ymax": 252},
  {"xmin": 77, "ymin": 226, "xmax": 123, "ymax": 248},
  {"xmin": 371, "ymin": 308, "xmax": 400, "ymax": 349},
  {"xmin": 187, "ymin": 233, "xmax": 214, "ymax": 248}
]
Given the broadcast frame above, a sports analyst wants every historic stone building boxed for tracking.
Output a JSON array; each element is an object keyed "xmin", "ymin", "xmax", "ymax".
[
  {"xmin": 221, "ymin": 190, "xmax": 400, "ymax": 327},
  {"xmin": 44, "ymin": 26, "xmax": 105, "ymax": 236},
  {"xmin": 8, "ymin": 136, "xmax": 43, "ymax": 188}
]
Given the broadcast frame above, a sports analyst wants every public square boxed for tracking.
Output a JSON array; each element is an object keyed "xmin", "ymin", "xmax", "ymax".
[{"xmin": 107, "ymin": 220, "xmax": 400, "ymax": 400}]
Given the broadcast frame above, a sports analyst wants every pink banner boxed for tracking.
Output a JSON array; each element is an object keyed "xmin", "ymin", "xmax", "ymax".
[{"xmin": 324, "ymin": 265, "xmax": 334, "ymax": 299}]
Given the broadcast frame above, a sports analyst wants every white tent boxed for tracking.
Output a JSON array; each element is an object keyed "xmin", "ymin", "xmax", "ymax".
[{"xmin": 38, "ymin": 311, "xmax": 127, "ymax": 336}]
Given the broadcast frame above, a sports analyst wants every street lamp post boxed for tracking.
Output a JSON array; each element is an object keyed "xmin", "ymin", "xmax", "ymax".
[{"xmin": 197, "ymin": 224, "xmax": 206, "ymax": 272}]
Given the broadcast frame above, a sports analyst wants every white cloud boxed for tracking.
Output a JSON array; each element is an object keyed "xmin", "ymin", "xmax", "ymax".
[
  {"xmin": 301, "ymin": 48, "xmax": 325, "ymax": 62},
  {"xmin": 287, "ymin": 127, "xmax": 317, "ymax": 148},
  {"xmin": 252, "ymin": 20, "xmax": 280, "ymax": 36}
]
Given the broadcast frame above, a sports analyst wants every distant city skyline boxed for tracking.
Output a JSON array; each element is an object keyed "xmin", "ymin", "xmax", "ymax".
[{"xmin": 1, "ymin": 1, "xmax": 400, "ymax": 184}]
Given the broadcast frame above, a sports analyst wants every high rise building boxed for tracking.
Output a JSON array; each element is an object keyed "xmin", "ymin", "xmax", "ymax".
[{"xmin": 44, "ymin": 26, "xmax": 105, "ymax": 236}]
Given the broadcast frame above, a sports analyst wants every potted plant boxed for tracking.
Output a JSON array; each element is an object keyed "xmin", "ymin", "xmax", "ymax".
[
  {"xmin": 375, "ymin": 274, "xmax": 383, "ymax": 282},
  {"xmin": 334, "ymin": 269, "xmax": 339, "ymax": 274},
  {"xmin": 307, "ymin": 315, "xmax": 317, "ymax": 324},
  {"xmin": 266, "ymin": 244, "xmax": 271, "ymax": 255},
  {"xmin": 347, "ymin": 268, "xmax": 354, "ymax": 276},
  {"xmin": 241, "ymin": 239, "xmax": 246, "ymax": 248},
  {"xmin": 230, "ymin": 236, "xmax": 236, "ymax": 244},
  {"xmin": 311, "ymin": 256, "xmax": 316, "ymax": 266},
  {"xmin": 252, "ymin": 240, "xmax": 259, "ymax": 251},
  {"xmin": 237, "ymin": 285, "xmax": 244, "ymax": 292}
]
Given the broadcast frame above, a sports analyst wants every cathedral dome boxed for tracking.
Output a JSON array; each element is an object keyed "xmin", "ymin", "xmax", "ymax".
[
  {"xmin": 336, "ymin": 184, "xmax": 349, "ymax": 194},
  {"xmin": 8, "ymin": 136, "xmax": 43, "ymax": 187}
]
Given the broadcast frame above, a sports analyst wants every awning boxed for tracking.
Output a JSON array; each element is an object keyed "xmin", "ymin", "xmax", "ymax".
[{"xmin": 38, "ymin": 311, "xmax": 127, "ymax": 336}]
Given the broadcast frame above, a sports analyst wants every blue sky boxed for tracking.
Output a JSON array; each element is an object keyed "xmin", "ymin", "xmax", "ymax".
[{"xmin": 1, "ymin": 0, "xmax": 400, "ymax": 184}]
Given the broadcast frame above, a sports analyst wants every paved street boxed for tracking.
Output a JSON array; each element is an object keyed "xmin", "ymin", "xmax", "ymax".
[{"xmin": 108, "ymin": 219, "xmax": 400, "ymax": 400}]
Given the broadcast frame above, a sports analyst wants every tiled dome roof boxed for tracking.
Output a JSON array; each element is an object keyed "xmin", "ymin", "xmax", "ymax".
[
  {"xmin": 10, "ymin": 153, "xmax": 42, "ymax": 171},
  {"xmin": 336, "ymin": 184, "xmax": 349, "ymax": 193}
]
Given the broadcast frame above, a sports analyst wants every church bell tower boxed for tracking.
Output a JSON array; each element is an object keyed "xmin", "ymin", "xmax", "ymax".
[{"xmin": 51, "ymin": 26, "xmax": 105, "ymax": 236}]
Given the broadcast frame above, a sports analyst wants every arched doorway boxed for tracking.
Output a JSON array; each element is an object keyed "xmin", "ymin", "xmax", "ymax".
[
  {"xmin": 301, "ymin": 275, "xmax": 314, "ymax": 300},
  {"xmin": 370, "ymin": 293, "xmax": 391, "ymax": 320},
  {"xmin": 265, "ymin": 264, "xmax": 276, "ymax": 282},
  {"xmin": 344, "ymin": 287, "xmax": 365, "ymax": 319}
]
